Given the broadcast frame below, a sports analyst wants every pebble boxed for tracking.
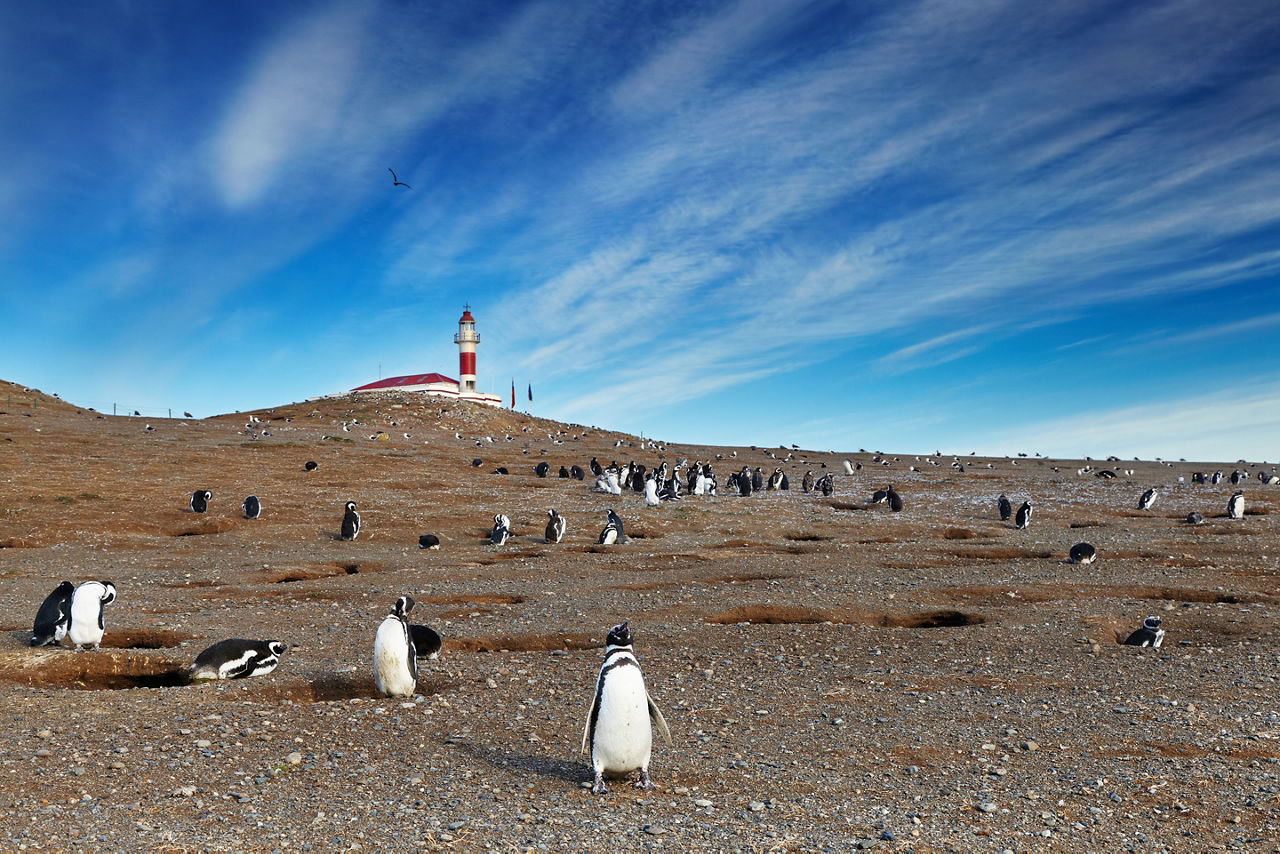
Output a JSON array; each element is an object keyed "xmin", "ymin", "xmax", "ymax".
[
  {"xmin": 905, "ymin": 765, "xmax": 919, "ymax": 774},
  {"xmin": 976, "ymin": 802, "xmax": 998, "ymax": 813},
  {"xmin": 286, "ymin": 752, "xmax": 303, "ymax": 765},
  {"xmin": 195, "ymin": 739, "xmax": 212, "ymax": 748},
  {"xmin": 34, "ymin": 749, "xmax": 51, "ymax": 758},
  {"xmin": 694, "ymin": 799, "xmax": 713, "ymax": 808},
  {"xmin": 749, "ymin": 801, "xmax": 766, "ymax": 812},
  {"xmin": 643, "ymin": 825, "xmax": 668, "ymax": 835}
]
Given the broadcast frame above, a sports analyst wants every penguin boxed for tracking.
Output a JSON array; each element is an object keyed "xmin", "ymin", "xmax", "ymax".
[
  {"xmin": 590, "ymin": 457, "xmax": 603, "ymax": 476},
  {"xmin": 545, "ymin": 509, "xmax": 566, "ymax": 544},
  {"xmin": 767, "ymin": 468, "xmax": 784, "ymax": 490},
  {"xmin": 304, "ymin": 461, "xmax": 318, "ymax": 472},
  {"xmin": 1068, "ymin": 542, "xmax": 1097, "ymax": 565},
  {"xmin": 1185, "ymin": 511, "xmax": 1204, "ymax": 525},
  {"xmin": 30, "ymin": 581, "xmax": 75, "ymax": 647},
  {"xmin": 1230, "ymin": 470, "xmax": 1243, "ymax": 485},
  {"xmin": 1121, "ymin": 615, "xmax": 1164, "ymax": 648},
  {"xmin": 472, "ymin": 458, "xmax": 483, "ymax": 467},
  {"xmin": 570, "ymin": 465, "xmax": 586, "ymax": 481},
  {"xmin": 559, "ymin": 466, "xmax": 570, "ymax": 478},
  {"xmin": 410, "ymin": 624, "xmax": 442, "ymax": 659},
  {"xmin": 1015, "ymin": 500, "xmax": 1033, "ymax": 529},
  {"xmin": 1137, "ymin": 488, "xmax": 1157, "ymax": 511},
  {"xmin": 751, "ymin": 467, "xmax": 764, "ymax": 492},
  {"xmin": 801, "ymin": 471, "xmax": 815, "ymax": 493},
  {"xmin": 581, "ymin": 622, "xmax": 672, "ymax": 794},
  {"xmin": 779, "ymin": 472, "xmax": 789, "ymax": 490},
  {"xmin": 491, "ymin": 513, "xmax": 511, "ymax": 545},
  {"xmin": 190, "ymin": 490, "xmax": 211, "ymax": 513},
  {"xmin": 418, "ymin": 534, "xmax": 441, "ymax": 549},
  {"xmin": 534, "ymin": 461, "xmax": 550, "ymax": 478},
  {"xmin": 242, "ymin": 495, "xmax": 261, "ymax": 520},
  {"xmin": 738, "ymin": 466, "xmax": 754, "ymax": 496},
  {"xmin": 492, "ymin": 467, "xmax": 509, "ymax": 475},
  {"xmin": 189, "ymin": 639, "xmax": 287, "ymax": 681},
  {"xmin": 887, "ymin": 485, "xmax": 904, "ymax": 513},
  {"xmin": 843, "ymin": 459, "xmax": 854, "ymax": 475},
  {"xmin": 68, "ymin": 581, "xmax": 117, "ymax": 650},
  {"xmin": 598, "ymin": 509, "xmax": 624, "ymax": 545},
  {"xmin": 819, "ymin": 474, "xmax": 834, "ymax": 497},
  {"xmin": 373, "ymin": 595, "xmax": 416, "ymax": 698},
  {"xmin": 340, "ymin": 501, "xmax": 360, "ymax": 540},
  {"xmin": 1227, "ymin": 490, "xmax": 1245, "ymax": 520},
  {"xmin": 997, "ymin": 494, "xmax": 1012, "ymax": 522},
  {"xmin": 644, "ymin": 475, "xmax": 660, "ymax": 507}
]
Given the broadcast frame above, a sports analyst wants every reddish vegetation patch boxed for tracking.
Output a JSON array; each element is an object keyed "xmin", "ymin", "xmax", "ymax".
[
  {"xmin": 940, "ymin": 527, "xmax": 980, "ymax": 540},
  {"xmin": 0, "ymin": 537, "xmax": 44, "ymax": 549},
  {"xmin": 445, "ymin": 632, "xmax": 602, "ymax": 652},
  {"xmin": 0, "ymin": 649, "xmax": 188, "ymax": 690},
  {"xmin": 785, "ymin": 531, "xmax": 829, "ymax": 542}
]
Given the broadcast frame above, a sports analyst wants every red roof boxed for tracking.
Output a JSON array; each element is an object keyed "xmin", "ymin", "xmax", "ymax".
[
  {"xmin": 352, "ymin": 373, "xmax": 457, "ymax": 391},
  {"xmin": 460, "ymin": 309, "xmax": 474, "ymax": 322}
]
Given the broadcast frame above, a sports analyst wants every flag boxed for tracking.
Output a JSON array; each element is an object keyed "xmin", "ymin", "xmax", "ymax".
[
  {"xmin": 511, "ymin": 379, "xmax": 515, "ymax": 409},
  {"xmin": 527, "ymin": 383, "xmax": 533, "ymax": 403}
]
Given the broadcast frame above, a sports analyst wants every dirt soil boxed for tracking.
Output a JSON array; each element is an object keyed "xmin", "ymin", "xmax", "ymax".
[{"xmin": 1, "ymin": 379, "xmax": 1278, "ymax": 852}]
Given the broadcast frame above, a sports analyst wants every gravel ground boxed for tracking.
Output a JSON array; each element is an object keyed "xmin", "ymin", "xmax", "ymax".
[{"xmin": 1, "ymin": 380, "xmax": 1278, "ymax": 852}]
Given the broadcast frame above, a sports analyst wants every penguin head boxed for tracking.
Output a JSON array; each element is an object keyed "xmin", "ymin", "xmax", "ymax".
[
  {"xmin": 547, "ymin": 509, "xmax": 556, "ymax": 519},
  {"xmin": 393, "ymin": 595, "xmax": 415, "ymax": 618},
  {"xmin": 345, "ymin": 501, "xmax": 357, "ymax": 512},
  {"xmin": 606, "ymin": 621, "xmax": 632, "ymax": 648},
  {"xmin": 267, "ymin": 641, "xmax": 287, "ymax": 657},
  {"xmin": 100, "ymin": 582, "xmax": 117, "ymax": 605},
  {"xmin": 1141, "ymin": 615, "xmax": 1161, "ymax": 630},
  {"xmin": 304, "ymin": 461, "xmax": 318, "ymax": 471}
]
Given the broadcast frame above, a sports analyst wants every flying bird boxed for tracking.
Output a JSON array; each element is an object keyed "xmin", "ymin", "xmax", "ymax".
[{"xmin": 388, "ymin": 168, "xmax": 410, "ymax": 189}]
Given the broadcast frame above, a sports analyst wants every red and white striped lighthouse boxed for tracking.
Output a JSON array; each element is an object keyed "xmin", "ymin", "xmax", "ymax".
[{"xmin": 454, "ymin": 305, "xmax": 479, "ymax": 393}]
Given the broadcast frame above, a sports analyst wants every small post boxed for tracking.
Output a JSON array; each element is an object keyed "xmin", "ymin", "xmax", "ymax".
[
  {"xmin": 168, "ymin": 408, "xmax": 172, "ymax": 419},
  {"xmin": 113, "ymin": 403, "xmax": 117, "ymax": 416}
]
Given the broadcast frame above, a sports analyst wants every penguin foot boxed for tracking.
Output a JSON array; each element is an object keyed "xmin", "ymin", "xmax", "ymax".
[
  {"xmin": 591, "ymin": 774, "xmax": 608, "ymax": 795},
  {"xmin": 633, "ymin": 770, "xmax": 656, "ymax": 790}
]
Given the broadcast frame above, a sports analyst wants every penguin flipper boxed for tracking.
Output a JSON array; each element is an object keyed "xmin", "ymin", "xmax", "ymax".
[
  {"xmin": 647, "ymin": 691, "xmax": 673, "ymax": 747},
  {"xmin": 581, "ymin": 702, "xmax": 597, "ymax": 756}
]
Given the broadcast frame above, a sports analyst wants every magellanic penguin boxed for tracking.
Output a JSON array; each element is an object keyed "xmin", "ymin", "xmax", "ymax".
[
  {"xmin": 545, "ymin": 509, "xmax": 566, "ymax": 544},
  {"xmin": 410, "ymin": 624, "xmax": 442, "ymax": 659},
  {"xmin": 1015, "ymin": 500, "xmax": 1033, "ymax": 529},
  {"xmin": 842, "ymin": 459, "xmax": 855, "ymax": 475},
  {"xmin": 802, "ymin": 471, "xmax": 815, "ymax": 493},
  {"xmin": 767, "ymin": 468, "xmax": 784, "ymax": 490},
  {"xmin": 644, "ymin": 475, "xmax": 659, "ymax": 507},
  {"xmin": 30, "ymin": 581, "xmax": 75, "ymax": 647},
  {"xmin": 997, "ymin": 494, "xmax": 1012, "ymax": 522},
  {"xmin": 598, "ymin": 509, "xmax": 622, "ymax": 545},
  {"xmin": 68, "ymin": 581, "xmax": 117, "ymax": 650},
  {"xmin": 189, "ymin": 639, "xmax": 287, "ymax": 682},
  {"xmin": 304, "ymin": 461, "xmax": 318, "ymax": 472},
  {"xmin": 418, "ymin": 534, "xmax": 441, "ymax": 549},
  {"xmin": 887, "ymin": 485, "xmax": 904, "ymax": 513},
  {"xmin": 1185, "ymin": 511, "xmax": 1204, "ymax": 525},
  {"xmin": 374, "ymin": 595, "xmax": 417, "ymax": 697},
  {"xmin": 1068, "ymin": 542, "xmax": 1097, "ymax": 565},
  {"xmin": 1137, "ymin": 488, "xmax": 1158, "ymax": 511},
  {"xmin": 340, "ymin": 501, "xmax": 360, "ymax": 540},
  {"xmin": 491, "ymin": 513, "xmax": 511, "ymax": 545},
  {"xmin": 534, "ymin": 461, "xmax": 549, "ymax": 478},
  {"xmin": 190, "ymin": 490, "xmax": 211, "ymax": 513},
  {"xmin": 581, "ymin": 622, "xmax": 673, "ymax": 794},
  {"xmin": 818, "ymin": 474, "xmax": 834, "ymax": 497},
  {"xmin": 1228, "ymin": 491, "xmax": 1245, "ymax": 520},
  {"xmin": 1120, "ymin": 616, "xmax": 1164, "ymax": 648},
  {"xmin": 242, "ymin": 495, "xmax": 261, "ymax": 520}
]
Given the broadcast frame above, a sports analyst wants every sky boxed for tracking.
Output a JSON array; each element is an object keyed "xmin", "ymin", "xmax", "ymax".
[{"xmin": 2, "ymin": 0, "xmax": 1279, "ymax": 462}]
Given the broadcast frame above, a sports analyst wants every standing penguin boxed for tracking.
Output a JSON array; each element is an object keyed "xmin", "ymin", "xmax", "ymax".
[
  {"xmin": 843, "ymin": 459, "xmax": 855, "ymax": 475},
  {"xmin": 1228, "ymin": 490, "xmax": 1245, "ymax": 520},
  {"xmin": 887, "ymin": 485, "xmax": 904, "ymax": 512},
  {"xmin": 559, "ymin": 466, "xmax": 570, "ymax": 479},
  {"xmin": 373, "ymin": 595, "xmax": 417, "ymax": 697},
  {"xmin": 1068, "ymin": 542, "xmax": 1098, "ymax": 564},
  {"xmin": 1121, "ymin": 616, "xmax": 1165, "ymax": 648},
  {"xmin": 1015, "ymin": 500, "xmax": 1033, "ymax": 529},
  {"xmin": 189, "ymin": 639, "xmax": 287, "ymax": 681},
  {"xmin": 534, "ymin": 461, "xmax": 550, "ymax": 478},
  {"xmin": 491, "ymin": 514, "xmax": 511, "ymax": 545},
  {"xmin": 68, "ymin": 581, "xmax": 117, "ymax": 650},
  {"xmin": 819, "ymin": 474, "xmax": 834, "ymax": 497},
  {"xmin": 644, "ymin": 475, "xmax": 660, "ymax": 507},
  {"xmin": 598, "ymin": 509, "xmax": 624, "ymax": 545},
  {"xmin": 190, "ymin": 490, "xmax": 211, "ymax": 513},
  {"xmin": 30, "ymin": 581, "xmax": 75, "ymax": 647},
  {"xmin": 570, "ymin": 465, "xmax": 585, "ymax": 481},
  {"xmin": 751, "ymin": 467, "xmax": 764, "ymax": 492},
  {"xmin": 802, "ymin": 471, "xmax": 815, "ymax": 493},
  {"xmin": 1137, "ymin": 488, "xmax": 1158, "ymax": 511},
  {"xmin": 767, "ymin": 468, "xmax": 784, "ymax": 490},
  {"xmin": 997, "ymin": 494, "xmax": 1012, "ymax": 522},
  {"xmin": 590, "ymin": 457, "xmax": 603, "ymax": 476},
  {"xmin": 340, "ymin": 501, "xmax": 360, "ymax": 540},
  {"xmin": 242, "ymin": 495, "xmax": 261, "ymax": 520},
  {"xmin": 545, "ymin": 509, "xmax": 566, "ymax": 544},
  {"xmin": 581, "ymin": 622, "xmax": 672, "ymax": 794}
]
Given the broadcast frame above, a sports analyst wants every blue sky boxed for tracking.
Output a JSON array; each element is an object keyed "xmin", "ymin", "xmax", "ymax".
[{"xmin": 3, "ymin": 0, "xmax": 1279, "ymax": 461}]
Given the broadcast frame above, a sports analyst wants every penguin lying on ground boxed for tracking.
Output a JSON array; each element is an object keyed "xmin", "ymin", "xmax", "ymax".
[
  {"xmin": 1068, "ymin": 542, "xmax": 1097, "ymax": 564},
  {"xmin": 1118, "ymin": 616, "xmax": 1164, "ymax": 648},
  {"xmin": 189, "ymin": 640, "xmax": 287, "ymax": 681},
  {"xmin": 418, "ymin": 534, "xmax": 441, "ymax": 549},
  {"xmin": 242, "ymin": 495, "xmax": 261, "ymax": 520}
]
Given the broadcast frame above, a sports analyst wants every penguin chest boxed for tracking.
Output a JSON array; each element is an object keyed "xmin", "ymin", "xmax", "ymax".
[
  {"xmin": 374, "ymin": 620, "xmax": 415, "ymax": 697},
  {"xmin": 592, "ymin": 667, "xmax": 652, "ymax": 774},
  {"xmin": 68, "ymin": 596, "xmax": 104, "ymax": 645}
]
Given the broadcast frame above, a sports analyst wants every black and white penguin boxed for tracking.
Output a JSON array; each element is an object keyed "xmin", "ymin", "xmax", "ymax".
[
  {"xmin": 492, "ymin": 467, "xmax": 509, "ymax": 475},
  {"xmin": 534, "ymin": 461, "xmax": 550, "ymax": 478},
  {"xmin": 190, "ymin": 490, "xmax": 211, "ymax": 513},
  {"xmin": 491, "ymin": 513, "xmax": 511, "ymax": 545},
  {"xmin": 779, "ymin": 472, "xmax": 789, "ymax": 490},
  {"xmin": 1121, "ymin": 616, "xmax": 1164, "ymax": 648},
  {"xmin": 598, "ymin": 509, "xmax": 624, "ymax": 545},
  {"xmin": 590, "ymin": 457, "xmax": 603, "ymax": 476},
  {"xmin": 571, "ymin": 465, "xmax": 586, "ymax": 481},
  {"xmin": 418, "ymin": 534, "xmax": 441, "ymax": 550},
  {"xmin": 644, "ymin": 475, "xmax": 659, "ymax": 507},
  {"xmin": 738, "ymin": 466, "xmax": 753, "ymax": 496},
  {"xmin": 1137, "ymin": 488, "xmax": 1158, "ymax": 511},
  {"xmin": 68, "ymin": 581, "xmax": 117, "ymax": 650},
  {"xmin": 1185, "ymin": 511, "xmax": 1204, "ymax": 525},
  {"xmin": 304, "ymin": 461, "xmax": 318, "ymax": 472},
  {"xmin": 751, "ymin": 467, "xmax": 764, "ymax": 492},
  {"xmin": 1015, "ymin": 500, "xmax": 1033, "ymax": 529},
  {"xmin": 472, "ymin": 458, "xmax": 483, "ymax": 467},
  {"xmin": 1068, "ymin": 542, "xmax": 1097, "ymax": 565},
  {"xmin": 340, "ymin": 501, "xmax": 360, "ymax": 540},
  {"xmin": 1230, "ymin": 470, "xmax": 1243, "ymax": 485},
  {"xmin": 545, "ymin": 509, "xmax": 566, "ymax": 544},
  {"xmin": 189, "ymin": 639, "xmax": 287, "ymax": 681},
  {"xmin": 819, "ymin": 474, "xmax": 834, "ymax": 497},
  {"xmin": 842, "ymin": 459, "xmax": 855, "ymax": 475},
  {"xmin": 802, "ymin": 471, "xmax": 815, "ymax": 493},
  {"xmin": 410, "ymin": 624, "xmax": 442, "ymax": 659},
  {"xmin": 559, "ymin": 466, "xmax": 570, "ymax": 478},
  {"xmin": 374, "ymin": 595, "xmax": 416, "ymax": 697},
  {"xmin": 242, "ymin": 495, "xmax": 261, "ymax": 520},
  {"xmin": 997, "ymin": 494, "xmax": 1012, "ymax": 522},
  {"xmin": 581, "ymin": 622, "xmax": 672, "ymax": 794},
  {"xmin": 887, "ymin": 485, "xmax": 904, "ymax": 513},
  {"xmin": 767, "ymin": 468, "xmax": 784, "ymax": 490},
  {"xmin": 30, "ymin": 581, "xmax": 75, "ymax": 647},
  {"xmin": 1228, "ymin": 491, "xmax": 1245, "ymax": 520}
]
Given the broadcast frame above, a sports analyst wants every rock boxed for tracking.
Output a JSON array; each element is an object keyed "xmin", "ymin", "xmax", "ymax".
[
  {"xmin": 643, "ymin": 825, "xmax": 668, "ymax": 835},
  {"xmin": 286, "ymin": 752, "xmax": 303, "ymax": 765},
  {"xmin": 977, "ymin": 802, "xmax": 998, "ymax": 813},
  {"xmin": 694, "ymin": 799, "xmax": 713, "ymax": 808},
  {"xmin": 749, "ymin": 801, "xmax": 766, "ymax": 812}
]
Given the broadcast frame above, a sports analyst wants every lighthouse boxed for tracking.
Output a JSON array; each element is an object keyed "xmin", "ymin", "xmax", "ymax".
[{"xmin": 455, "ymin": 305, "xmax": 478, "ymax": 394}]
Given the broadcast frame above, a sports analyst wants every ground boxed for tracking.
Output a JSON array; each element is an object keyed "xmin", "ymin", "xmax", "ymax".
[{"xmin": 0, "ymin": 379, "xmax": 1278, "ymax": 852}]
